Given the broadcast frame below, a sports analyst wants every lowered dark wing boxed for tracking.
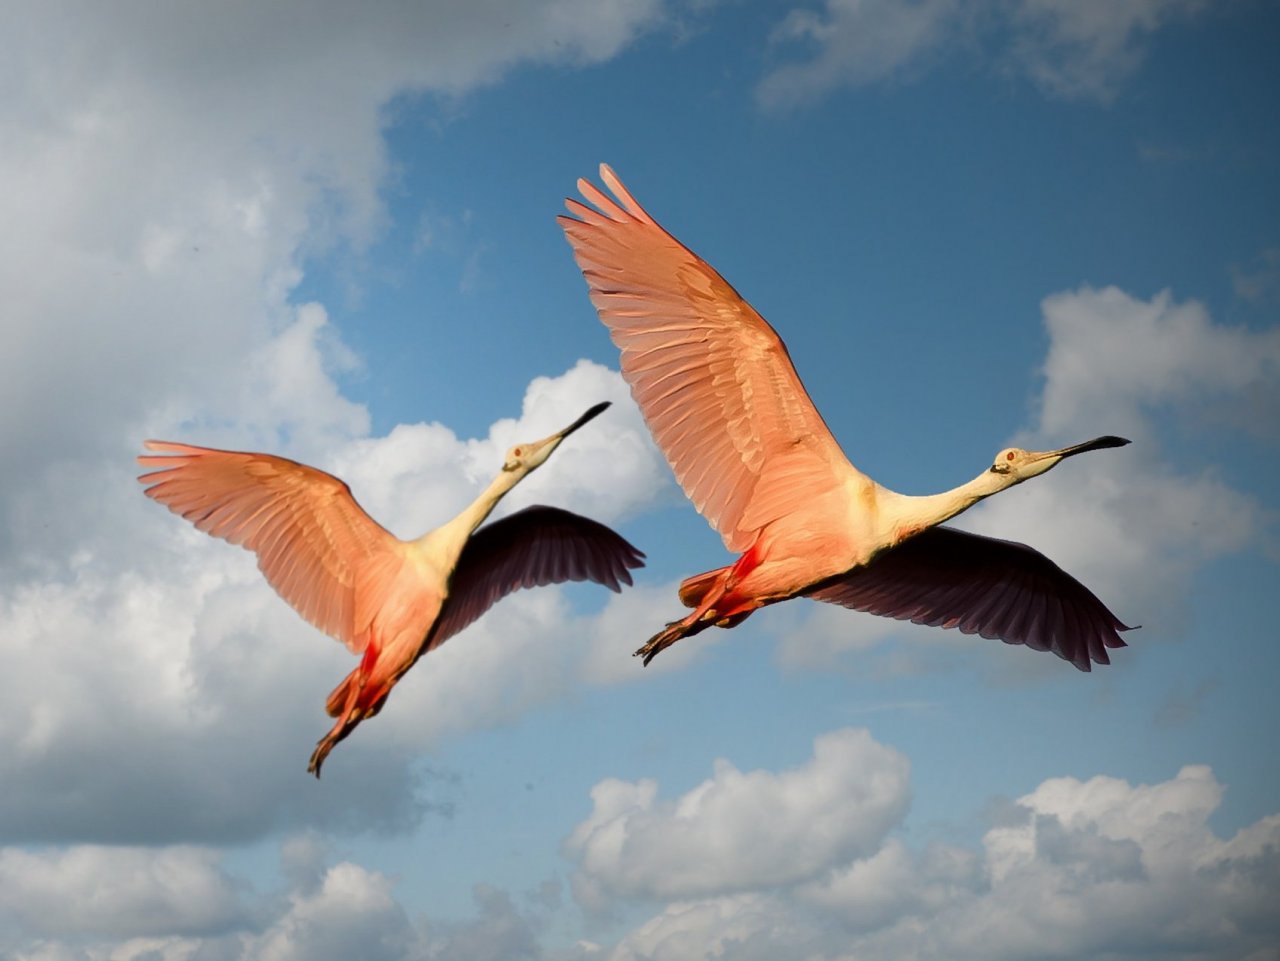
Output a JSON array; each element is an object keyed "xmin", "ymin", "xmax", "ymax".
[
  {"xmin": 426, "ymin": 505, "xmax": 645, "ymax": 651},
  {"xmin": 804, "ymin": 526, "xmax": 1133, "ymax": 671}
]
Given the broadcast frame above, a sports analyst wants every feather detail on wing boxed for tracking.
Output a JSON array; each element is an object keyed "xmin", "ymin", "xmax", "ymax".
[
  {"xmin": 137, "ymin": 441, "xmax": 404, "ymax": 654},
  {"xmin": 426, "ymin": 505, "xmax": 645, "ymax": 651},
  {"xmin": 804, "ymin": 526, "xmax": 1133, "ymax": 671},
  {"xmin": 559, "ymin": 165, "xmax": 860, "ymax": 553}
]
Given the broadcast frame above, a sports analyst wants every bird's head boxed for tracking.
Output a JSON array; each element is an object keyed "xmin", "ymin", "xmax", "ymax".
[
  {"xmin": 988, "ymin": 435, "xmax": 1130, "ymax": 486},
  {"xmin": 502, "ymin": 401, "xmax": 611, "ymax": 474}
]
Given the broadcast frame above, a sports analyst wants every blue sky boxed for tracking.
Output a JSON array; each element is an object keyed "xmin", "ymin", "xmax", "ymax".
[{"xmin": 2, "ymin": 1, "xmax": 1278, "ymax": 959}]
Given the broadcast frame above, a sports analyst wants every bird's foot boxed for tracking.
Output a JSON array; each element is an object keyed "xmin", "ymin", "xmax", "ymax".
[
  {"xmin": 308, "ymin": 721, "xmax": 357, "ymax": 778},
  {"xmin": 634, "ymin": 621, "xmax": 687, "ymax": 666},
  {"xmin": 307, "ymin": 736, "xmax": 335, "ymax": 779}
]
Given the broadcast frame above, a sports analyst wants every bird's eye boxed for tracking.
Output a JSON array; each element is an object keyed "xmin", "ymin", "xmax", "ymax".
[
  {"xmin": 513, "ymin": 447, "xmax": 523, "ymax": 457},
  {"xmin": 1006, "ymin": 451, "xmax": 1016, "ymax": 461}
]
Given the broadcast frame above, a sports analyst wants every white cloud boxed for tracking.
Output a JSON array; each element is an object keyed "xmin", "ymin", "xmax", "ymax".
[
  {"xmin": 570, "ymin": 758, "xmax": 1280, "ymax": 961},
  {"xmin": 756, "ymin": 0, "xmax": 1211, "ymax": 107},
  {"xmin": 0, "ymin": 359, "xmax": 666, "ymax": 845},
  {"xmin": 608, "ymin": 895, "xmax": 808, "ymax": 961},
  {"xmin": 978, "ymin": 286, "xmax": 1275, "ymax": 628},
  {"xmin": 326, "ymin": 359, "xmax": 669, "ymax": 539},
  {"xmin": 564, "ymin": 728, "xmax": 910, "ymax": 907},
  {"xmin": 579, "ymin": 579, "xmax": 712, "ymax": 684},
  {"xmin": 2, "ymin": 752, "xmax": 1277, "ymax": 961},
  {"xmin": 777, "ymin": 285, "xmax": 1275, "ymax": 675},
  {"xmin": 458, "ymin": 358, "xmax": 670, "ymax": 525},
  {"xmin": 797, "ymin": 837, "xmax": 981, "ymax": 930},
  {"xmin": 1008, "ymin": 0, "xmax": 1208, "ymax": 101},
  {"xmin": 245, "ymin": 861, "xmax": 416, "ymax": 961},
  {"xmin": 0, "ymin": 843, "xmax": 558, "ymax": 961},
  {"xmin": 0, "ymin": 0, "xmax": 673, "ymax": 848},
  {"xmin": 758, "ymin": 0, "xmax": 956, "ymax": 108},
  {"xmin": 1, "ymin": 0, "xmax": 665, "ymax": 572},
  {"xmin": 0, "ymin": 845, "xmax": 245, "ymax": 939},
  {"xmin": 1036, "ymin": 286, "xmax": 1280, "ymax": 443}
]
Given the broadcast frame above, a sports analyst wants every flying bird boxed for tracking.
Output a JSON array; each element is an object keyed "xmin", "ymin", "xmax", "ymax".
[
  {"xmin": 138, "ymin": 402, "xmax": 644, "ymax": 775},
  {"xmin": 559, "ymin": 166, "xmax": 1133, "ymax": 670}
]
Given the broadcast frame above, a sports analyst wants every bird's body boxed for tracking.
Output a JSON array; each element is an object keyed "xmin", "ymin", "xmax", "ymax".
[
  {"xmin": 560, "ymin": 166, "xmax": 1132, "ymax": 670},
  {"xmin": 138, "ymin": 402, "xmax": 643, "ymax": 775}
]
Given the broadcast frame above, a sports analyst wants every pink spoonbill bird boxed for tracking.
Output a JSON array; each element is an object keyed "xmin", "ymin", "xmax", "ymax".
[
  {"xmin": 560, "ymin": 166, "xmax": 1133, "ymax": 670},
  {"xmin": 138, "ymin": 401, "xmax": 644, "ymax": 775}
]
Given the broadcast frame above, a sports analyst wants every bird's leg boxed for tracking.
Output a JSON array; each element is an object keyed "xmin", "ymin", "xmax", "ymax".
[
  {"xmin": 308, "ymin": 714, "xmax": 356, "ymax": 778},
  {"xmin": 637, "ymin": 548, "xmax": 765, "ymax": 665},
  {"xmin": 635, "ymin": 568, "xmax": 739, "ymax": 664},
  {"xmin": 308, "ymin": 644, "xmax": 379, "ymax": 778}
]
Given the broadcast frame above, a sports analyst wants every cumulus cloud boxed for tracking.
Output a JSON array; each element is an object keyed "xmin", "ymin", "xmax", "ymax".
[
  {"xmin": 0, "ymin": 358, "xmax": 667, "ymax": 846},
  {"xmin": 244, "ymin": 860, "xmax": 416, "ymax": 961},
  {"xmin": 563, "ymin": 728, "xmax": 910, "ymax": 908},
  {"xmin": 1036, "ymin": 286, "xmax": 1280, "ymax": 443},
  {"xmin": 572, "ymin": 756, "xmax": 1280, "ymax": 961},
  {"xmin": 321, "ymin": 358, "xmax": 668, "ymax": 540},
  {"xmin": 756, "ymin": 0, "xmax": 1210, "ymax": 107},
  {"xmin": 0, "ymin": 0, "xmax": 665, "ymax": 568},
  {"xmin": 0, "ymin": 846, "xmax": 246, "ymax": 939},
  {"xmin": 3, "ymin": 743, "xmax": 1277, "ymax": 960},
  {"xmin": 0, "ymin": 0, "xmax": 675, "ymax": 853},
  {"xmin": 607, "ymin": 895, "xmax": 811, "ymax": 961},
  {"xmin": 0, "ymin": 845, "xmax": 560, "ymax": 961},
  {"xmin": 778, "ymin": 285, "xmax": 1276, "ymax": 674}
]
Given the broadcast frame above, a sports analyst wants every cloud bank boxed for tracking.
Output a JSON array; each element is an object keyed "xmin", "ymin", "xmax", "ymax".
[
  {"xmin": 7, "ymin": 733, "xmax": 1273, "ymax": 960},
  {"xmin": 578, "ymin": 735, "xmax": 1280, "ymax": 961}
]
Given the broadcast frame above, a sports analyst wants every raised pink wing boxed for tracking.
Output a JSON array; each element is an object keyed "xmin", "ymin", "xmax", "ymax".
[
  {"xmin": 805, "ymin": 526, "xmax": 1133, "ymax": 671},
  {"xmin": 560, "ymin": 165, "xmax": 862, "ymax": 553},
  {"xmin": 138, "ymin": 441, "xmax": 405, "ymax": 654},
  {"xmin": 427, "ymin": 505, "xmax": 645, "ymax": 651}
]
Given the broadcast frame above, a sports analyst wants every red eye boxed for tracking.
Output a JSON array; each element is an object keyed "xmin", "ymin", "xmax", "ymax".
[
  {"xmin": 1006, "ymin": 451, "xmax": 1016, "ymax": 461},
  {"xmin": 513, "ymin": 447, "xmax": 523, "ymax": 457}
]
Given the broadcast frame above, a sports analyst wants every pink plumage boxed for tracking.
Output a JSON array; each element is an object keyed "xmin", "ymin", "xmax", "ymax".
[
  {"xmin": 139, "ymin": 403, "xmax": 643, "ymax": 775},
  {"xmin": 560, "ymin": 165, "xmax": 1132, "ymax": 670}
]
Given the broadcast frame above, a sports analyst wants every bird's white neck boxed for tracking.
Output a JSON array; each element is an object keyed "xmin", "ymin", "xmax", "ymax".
[
  {"xmin": 414, "ymin": 466, "xmax": 526, "ymax": 564},
  {"xmin": 878, "ymin": 468, "xmax": 1011, "ymax": 544}
]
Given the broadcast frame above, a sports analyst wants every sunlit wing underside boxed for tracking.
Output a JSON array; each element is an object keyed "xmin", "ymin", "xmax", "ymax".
[
  {"xmin": 560, "ymin": 165, "xmax": 865, "ymax": 553},
  {"xmin": 138, "ymin": 441, "xmax": 405, "ymax": 654}
]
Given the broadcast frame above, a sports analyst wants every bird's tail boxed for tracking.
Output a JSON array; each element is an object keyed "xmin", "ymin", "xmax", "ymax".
[
  {"xmin": 678, "ymin": 567, "xmax": 730, "ymax": 608},
  {"xmin": 325, "ymin": 662, "xmax": 394, "ymax": 719},
  {"xmin": 325, "ymin": 670, "xmax": 357, "ymax": 717}
]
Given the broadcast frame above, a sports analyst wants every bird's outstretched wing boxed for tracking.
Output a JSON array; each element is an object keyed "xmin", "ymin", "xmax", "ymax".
[
  {"xmin": 138, "ymin": 441, "xmax": 404, "ymax": 654},
  {"xmin": 427, "ymin": 505, "xmax": 645, "ymax": 651},
  {"xmin": 560, "ymin": 165, "xmax": 862, "ymax": 553},
  {"xmin": 804, "ymin": 526, "xmax": 1133, "ymax": 671}
]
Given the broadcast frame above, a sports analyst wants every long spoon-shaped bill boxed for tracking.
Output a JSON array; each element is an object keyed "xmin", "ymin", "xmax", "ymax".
[
  {"xmin": 559, "ymin": 401, "xmax": 611, "ymax": 438},
  {"xmin": 514, "ymin": 401, "xmax": 612, "ymax": 469},
  {"xmin": 1053, "ymin": 435, "xmax": 1131, "ymax": 457},
  {"xmin": 1013, "ymin": 435, "xmax": 1130, "ymax": 478}
]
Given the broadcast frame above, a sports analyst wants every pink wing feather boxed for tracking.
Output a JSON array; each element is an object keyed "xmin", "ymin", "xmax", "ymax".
[
  {"xmin": 427, "ymin": 505, "xmax": 645, "ymax": 651},
  {"xmin": 559, "ymin": 165, "xmax": 862, "ymax": 553},
  {"xmin": 137, "ymin": 441, "xmax": 406, "ymax": 654},
  {"xmin": 805, "ymin": 526, "xmax": 1133, "ymax": 671}
]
